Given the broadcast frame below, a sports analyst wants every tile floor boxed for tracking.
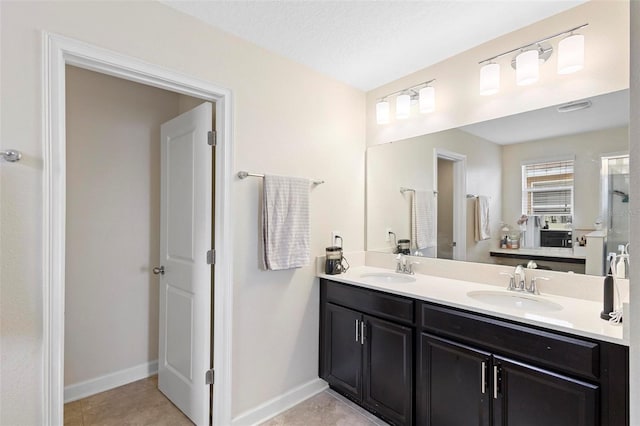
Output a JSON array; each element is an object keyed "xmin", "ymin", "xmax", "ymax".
[
  {"xmin": 64, "ymin": 376, "xmax": 193, "ymax": 426},
  {"xmin": 64, "ymin": 376, "xmax": 387, "ymax": 426},
  {"xmin": 260, "ymin": 389, "xmax": 389, "ymax": 426}
]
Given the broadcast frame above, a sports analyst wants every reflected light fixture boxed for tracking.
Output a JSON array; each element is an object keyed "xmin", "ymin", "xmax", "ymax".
[
  {"xmin": 557, "ymin": 33, "xmax": 585, "ymax": 74},
  {"xmin": 479, "ymin": 62, "xmax": 500, "ymax": 96},
  {"xmin": 478, "ymin": 23, "xmax": 587, "ymax": 95},
  {"xmin": 376, "ymin": 99, "xmax": 390, "ymax": 124},
  {"xmin": 396, "ymin": 93, "xmax": 411, "ymax": 119},
  {"xmin": 375, "ymin": 79, "xmax": 436, "ymax": 124}
]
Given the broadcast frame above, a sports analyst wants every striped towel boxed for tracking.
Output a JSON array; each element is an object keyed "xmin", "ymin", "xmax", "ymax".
[
  {"xmin": 412, "ymin": 190, "xmax": 436, "ymax": 250},
  {"xmin": 474, "ymin": 196, "xmax": 491, "ymax": 241},
  {"xmin": 262, "ymin": 175, "xmax": 311, "ymax": 271}
]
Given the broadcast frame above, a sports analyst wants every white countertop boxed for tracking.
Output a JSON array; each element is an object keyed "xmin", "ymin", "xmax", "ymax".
[{"xmin": 319, "ymin": 265, "xmax": 627, "ymax": 346}]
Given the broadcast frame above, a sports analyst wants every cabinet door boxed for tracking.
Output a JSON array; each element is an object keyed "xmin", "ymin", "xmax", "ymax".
[
  {"xmin": 417, "ymin": 333, "xmax": 491, "ymax": 426},
  {"xmin": 363, "ymin": 315, "xmax": 413, "ymax": 426},
  {"xmin": 492, "ymin": 356, "xmax": 599, "ymax": 426},
  {"xmin": 321, "ymin": 303, "xmax": 363, "ymax": 400}
]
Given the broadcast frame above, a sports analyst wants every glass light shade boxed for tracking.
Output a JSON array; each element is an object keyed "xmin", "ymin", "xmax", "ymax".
[
  {"xmin": 516, "ymin": 50, "xmax": 539, "ymax": 86},
  {"xmin": 396, "ymin": 94, "xmax": 411, "ymax": 119},
  {"xmin": 376, "ymin": 100, "xmax": 390, "ymax": 124},
  {"xmin": 419, "ymin": 86, "xmax": 435, "ymax": 113},
  {"xmin": 479, "ymin": 63, "xmax": 500, "ymax": 96},
  {"xmin": 557, "ymin": 33, "xmax": 584, "ymax": 74}
]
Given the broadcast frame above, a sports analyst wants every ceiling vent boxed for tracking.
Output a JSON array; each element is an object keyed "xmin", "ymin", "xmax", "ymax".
[{"xmin": 557, "ymin": 100, "xmax": 592, "ymax": 113}]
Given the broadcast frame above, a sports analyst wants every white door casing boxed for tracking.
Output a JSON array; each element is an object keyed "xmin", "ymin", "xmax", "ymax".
[
  {"xmin": 42, "ymin": 32, "xmax": 234, "ymax": 426},
  {"xmin": 158, "ymin": 102, "xmax": 213, "ymax": 425}
]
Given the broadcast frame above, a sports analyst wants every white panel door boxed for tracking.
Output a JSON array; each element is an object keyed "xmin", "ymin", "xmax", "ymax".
[{"xmin": 158, "ymin": 102, "xmax": 213, "ymax": 426}]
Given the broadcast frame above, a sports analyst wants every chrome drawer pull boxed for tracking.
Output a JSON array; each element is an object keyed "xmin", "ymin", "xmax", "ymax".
[
  {"xmin": 355, "ymin": 319, "xmax": 359, "ymax": 342},
  {"xmin": 493, "ymin": 365, "xmax": 499, "ymax": 399}
]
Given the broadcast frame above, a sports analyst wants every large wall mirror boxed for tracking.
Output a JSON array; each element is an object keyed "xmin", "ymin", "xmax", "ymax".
[{"xmin": 366, "ymin": 89, "xmax": 630, "ymax": 276}]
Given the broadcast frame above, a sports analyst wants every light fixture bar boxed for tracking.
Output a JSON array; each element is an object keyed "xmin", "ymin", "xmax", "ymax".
[
  {"xmin": 478, "ymin": 23, "xmax": 588, "ymax": 65},
  {"xmin": 377, "ymin": 79, "xmax": 436, "ymax": 101}
]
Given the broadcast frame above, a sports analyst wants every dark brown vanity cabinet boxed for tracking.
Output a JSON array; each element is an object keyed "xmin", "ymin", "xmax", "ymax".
[
  {"xmin": 320, "ymin": 279, "xmax": 629, "ymax": 426},
  {"xmin": 419, "ymin": 333, "xmax": 599, "ymax": 426},
  {"xmin": 418, "ymin": 304, "xmax": 628, "ymax": 426},
  {"xmin": 320, "ymin": 279, "xmax": 414, "ymax": 426}
]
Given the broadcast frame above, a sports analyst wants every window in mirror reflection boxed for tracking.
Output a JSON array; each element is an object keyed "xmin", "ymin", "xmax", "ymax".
[{"xmin": 518, "ymin": 159, "xmax": 574, "ymax": 249}]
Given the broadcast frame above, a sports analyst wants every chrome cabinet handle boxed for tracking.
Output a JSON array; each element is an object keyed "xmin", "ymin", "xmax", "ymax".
[
  {"xmin": 355, "ymin": 319, "xmax": 360, "ymax": 342},
  {"xmin": 481, "ymin": 361, "xmax": 486, "ymax": 394},
  {"xmin": 152, "ymin": 266, "xmax": 165, "ymax": 275},
  {"xmin": 360, "ymin": 321, "xmax": 366, "ymax": 345},
  {"xmin": 493, "ymin": 365, "xmax": 499, "ymax": 399}
]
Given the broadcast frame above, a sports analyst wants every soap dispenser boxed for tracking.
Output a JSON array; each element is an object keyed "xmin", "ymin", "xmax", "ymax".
[
  {"xmin": 615, "ymin": 245, "xmax": 627, "ymax": 279},
  {"xmin": 601, "ymin": 253, "xmax": 615, "ymax": 320}
]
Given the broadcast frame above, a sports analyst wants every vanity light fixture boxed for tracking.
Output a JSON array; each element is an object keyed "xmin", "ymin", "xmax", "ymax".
[
  {"xmin": 375, "ymin": 79, "xmax": 436, "ymax": 124},
  {"xmin": 478, "ymin": 23, "xmax": 588, "ymax": 95},
  {"xmin": 557, "ymin": 33, "xmax": 585, "ymax": 74},
  {"xmin": 419, "ymin": 86, "xmax": 435, "ymax": 113},
  {"xmin": 479, "ymin": 62, "xmax": 500, "ymax": 95},
  {"xmin": 516, "ymin": 49, "xmax": 540, "ymax": 86},
  {"xmin": 376, "ymin": 99, "xmax": 390, "ymax": 124},
  {"xmin": 396, "ymin": 92, "xmax": 411, "ymax": 119}
]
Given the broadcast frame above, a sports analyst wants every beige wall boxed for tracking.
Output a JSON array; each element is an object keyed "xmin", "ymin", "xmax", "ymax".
[
  {"xmin": 366, "ymin": 128, "xmax": 501, "ymax": 264},
  {"xmin": 64, "ymin": 66, "xmax": 203, "ymax": 387},
  {"xmin": 501, "ymin": 126, "xmax": 629, "ymax": 231},
  {"xmin": 367, "ymin": 1, "xmax": 629, "ymax": 146},
  {"xmin": 0, "ymin": 2, "xmax": 365, "ymax": 424}
]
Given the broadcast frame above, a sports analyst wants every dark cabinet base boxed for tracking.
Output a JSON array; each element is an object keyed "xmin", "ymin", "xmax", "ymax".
[{"xmin": 320, "ymin": 279, "xmax": 629, "ymax": 426}]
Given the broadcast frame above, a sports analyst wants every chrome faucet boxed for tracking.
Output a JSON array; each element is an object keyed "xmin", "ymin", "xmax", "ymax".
[
  {"xmin": 513, "ymin": 265, "xmax": 526, "ymax": 291},
  {"xmin": 526, "ymin": 276, "xmax": 549, "ymax": 295},
  {"xmin": 395, "ymin": 254, "xmax": 405, "ymax": 273},
  {"xmin": 395, "ymin": 254, "xmax": 417, "ymax": 275}
]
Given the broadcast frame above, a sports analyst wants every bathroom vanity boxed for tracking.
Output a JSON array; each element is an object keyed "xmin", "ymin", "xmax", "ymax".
[{"xmin": 318, "ymin": 267, "xmax": 628, "ymax": 426}]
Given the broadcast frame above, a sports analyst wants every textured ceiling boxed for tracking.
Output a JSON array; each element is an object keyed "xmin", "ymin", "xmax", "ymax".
[{"xmin": 162, "ymin": 1, "xmax": 586, "ymax": 91}]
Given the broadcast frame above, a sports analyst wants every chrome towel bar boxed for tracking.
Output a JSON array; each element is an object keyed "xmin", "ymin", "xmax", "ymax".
[{"xmin": 237, "ymin": 170, "xmax": 324, "ymax": 185}]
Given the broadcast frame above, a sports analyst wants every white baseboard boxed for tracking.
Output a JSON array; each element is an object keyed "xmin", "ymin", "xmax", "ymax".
[
  {"xmin": 232, "ymin": 378, "xmax": 328, "ymax": 426},
  {"xmin": 64, "ymin": 360, "xmax": 158, "ymax": 403}
]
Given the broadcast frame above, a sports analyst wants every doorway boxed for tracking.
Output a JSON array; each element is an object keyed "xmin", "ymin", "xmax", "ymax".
[
  {"xmin": 64, "ymin": 65, "xmax": 212, "ymax": 423},
  {"xmin": 434, "ymin": 149, "xmax": 467, "ymax": 261},
  {"xmin": 43, "ymin": 33, "xmax": 233, "ymax": 426}
]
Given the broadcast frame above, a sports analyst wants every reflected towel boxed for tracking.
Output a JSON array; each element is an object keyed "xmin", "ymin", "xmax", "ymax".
[
  {"xmin": 474, "ymin": 196, "xmax": 491, "ymax": 241},
  {"xmin": 262, "ymin": 175, "xmax": 311, "ymax": 270},
  {"xmin": 412, "ymin": 190, "xmax": 436, "ymax": 250}
]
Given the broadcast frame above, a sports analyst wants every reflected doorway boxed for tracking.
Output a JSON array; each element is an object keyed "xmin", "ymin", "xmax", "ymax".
[
  {"xmin": 437, "ymin": 158, "xmax": 454, "ymax": 259},
  {"xmin": 434, "ymin": 149, "xmax": 467, "ymax": 261}
]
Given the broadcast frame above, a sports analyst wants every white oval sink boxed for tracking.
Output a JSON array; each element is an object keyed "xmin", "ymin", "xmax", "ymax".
[
  {"xmin": 359, "ymin": 272, "xmax": 416, "ymax": 284},
  {"xmin": 467, "ymin": 290, "xmax": 562, "ymax": 312}
]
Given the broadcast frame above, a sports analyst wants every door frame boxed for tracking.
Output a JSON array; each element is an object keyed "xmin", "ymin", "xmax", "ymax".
[
  {"xmin": 42, "ymin": 32, "xmax": 234, "ymax": 426},
  {"xmin": 433, "ymin": 148, "xmax": 467, "ymax": 261}
]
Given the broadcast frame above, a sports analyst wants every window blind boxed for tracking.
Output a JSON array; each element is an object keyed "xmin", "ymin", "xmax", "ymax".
[{"xmin": 522, "ymin": 160, "xmax": 574, "ymax": 215}]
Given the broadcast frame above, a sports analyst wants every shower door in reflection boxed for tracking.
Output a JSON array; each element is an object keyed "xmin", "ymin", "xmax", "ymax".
[{"xmin": 601, "ymin": 154, "xmax": 629, "ymax": 257}]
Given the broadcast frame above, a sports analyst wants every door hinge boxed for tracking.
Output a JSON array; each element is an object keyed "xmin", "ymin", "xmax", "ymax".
[
  {"xmin": 205, "ymin": 369, "xmax": 215, "ymax": 385},
  {"xmin": 208, "ymin": 130, "xmax": 217, "ymax": 146},
  {"xmin": 207, "ymin": 249, "xmax": 215, "ymax": 265}
]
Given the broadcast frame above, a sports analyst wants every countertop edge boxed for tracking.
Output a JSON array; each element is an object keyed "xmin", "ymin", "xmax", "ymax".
[{"xmin": 318, "ymin": 268, "xmax": 628, "ymax": 347}]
